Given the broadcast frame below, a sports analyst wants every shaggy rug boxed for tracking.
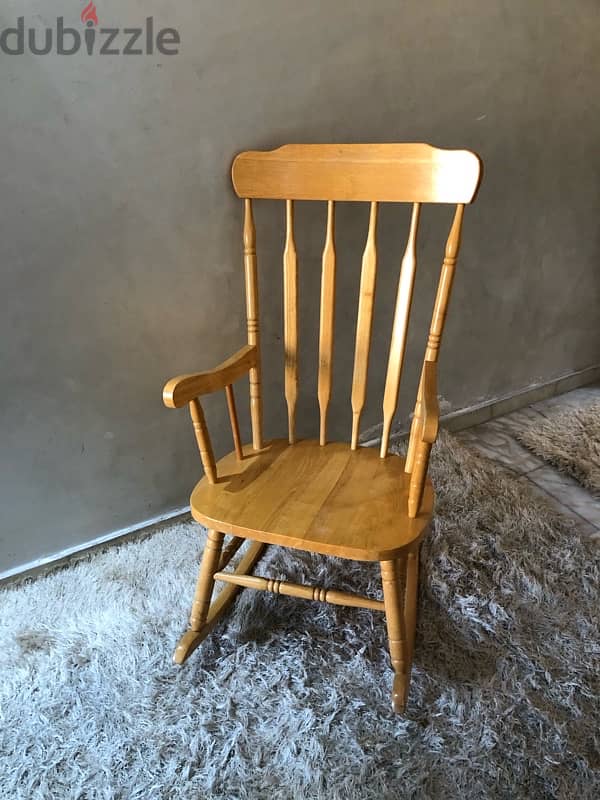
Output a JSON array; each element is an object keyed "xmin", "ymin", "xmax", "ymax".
[
  {"xmin": 516, "ymin": 401, "xmax": 600, "ymax": 494},
  {"xmin": 1, "ymin": 433, "xmax": 599, "ymax": 800}
]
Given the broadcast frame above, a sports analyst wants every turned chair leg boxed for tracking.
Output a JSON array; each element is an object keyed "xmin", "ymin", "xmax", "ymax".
[
  {"xmin": 404, "ymin": 545, "xmax": 420, "ymax": 665},
  {"xmin": 381, "ymin": 554, "xmax": 411, "ymax": 713},
  {"xmin": 189, "ymin": 529, "xmax": 225, "ymax": 631},
  {"xmin": 173, "ymin": 528, "xmax": 224, "ymax": 664}
]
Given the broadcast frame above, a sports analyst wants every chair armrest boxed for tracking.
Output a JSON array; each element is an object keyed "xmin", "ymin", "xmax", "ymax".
[
  {"xmin": 420, "ymin": 361, "xmax": 440, "ymax": 444},
  {"xmin": 163, "ymin": 345, "xmax": 258, "ymax": 409}
]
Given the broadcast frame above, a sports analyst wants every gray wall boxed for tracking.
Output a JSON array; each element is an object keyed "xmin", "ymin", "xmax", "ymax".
[{"xmin": 1, "ymin": 0, "xmax": 599, "ymax": 574}]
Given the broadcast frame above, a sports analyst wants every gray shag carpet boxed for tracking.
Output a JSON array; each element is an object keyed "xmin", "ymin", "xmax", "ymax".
[
  {"xmin": 516, "ymin": 401, "xmax": 600, "ymax": 494},
  {"xmin": 1, "ymin": 432, "xmax": 599, "ymax": 799}
]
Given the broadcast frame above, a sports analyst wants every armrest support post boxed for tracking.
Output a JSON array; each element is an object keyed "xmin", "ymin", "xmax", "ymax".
[
  {"xmin": 189, "ymin": 398, "xmax": 217, "ymax": 484},
  {"xmin": 407, "ymin": 360, "xmax": 439, "ymax": 518},
  {"xmin": 225, "ymin": 384, "xmax": 243, "ymax": 461},
  {"xmin": 420, "ymin": 361, "xmax": 440, "ymax": 444}
]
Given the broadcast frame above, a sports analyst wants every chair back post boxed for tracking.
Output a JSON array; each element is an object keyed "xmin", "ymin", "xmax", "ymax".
[
  {"xmin": 243, "ymin": 198, "xmax": 263, "ymax": 450},
  {"xmin": 406, "ymin": 203, "xmax": 465, "ymax": 516}
]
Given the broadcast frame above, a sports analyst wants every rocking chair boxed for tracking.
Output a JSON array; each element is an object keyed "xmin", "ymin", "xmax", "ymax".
[{"xmin": 162, "ymin": 143, "xmax": 482, "ymax": 712}]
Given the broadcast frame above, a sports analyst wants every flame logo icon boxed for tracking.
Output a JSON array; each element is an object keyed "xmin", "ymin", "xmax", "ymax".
[{"xmin": 81, "ymin": 2, "xmax": 99, "ymax": 27}]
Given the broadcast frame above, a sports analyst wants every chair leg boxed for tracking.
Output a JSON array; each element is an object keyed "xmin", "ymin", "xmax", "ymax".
[
  {"xmin": 189, "ymin": 529, "xmax": 225, "ymax": 630},
  {"xmin": 380, "ymin": 555, "xmax": 410, "ymax": 713},
  {"xmin": 174, "ymin": 536, "xmax": 267, "ymax": 666},
  {"xmin": 173, "ymin": 528, "xmax": 224, "ymax": 664},
  {"xmin": 404, "ymin": 545, "xmax": 420, "ymax": 666}
]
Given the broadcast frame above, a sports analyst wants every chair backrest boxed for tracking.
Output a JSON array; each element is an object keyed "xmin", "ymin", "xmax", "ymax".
[{"xmin": 231, "ymin": 143, "xmax": 482, "ymax": 463}]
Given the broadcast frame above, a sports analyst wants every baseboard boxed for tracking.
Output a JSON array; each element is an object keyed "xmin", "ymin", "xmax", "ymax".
[
  {"xmin": 3, "ymin": 363, "xmax": 599, "ymax": 587},
  {"xmin": 361, "ymin": 362, "xmax": 600, "ymax": 447},
  {"xmin": 0, "ymin": 505, "xmax": 191, "ymax": 587}
]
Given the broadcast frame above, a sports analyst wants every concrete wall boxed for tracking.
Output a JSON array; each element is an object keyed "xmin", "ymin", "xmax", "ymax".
[{"xmin": 1, "ymin": 0, "xmax": 599, "ymax": 574}]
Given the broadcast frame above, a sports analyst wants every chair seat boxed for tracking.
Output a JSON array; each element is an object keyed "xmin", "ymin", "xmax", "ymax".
[{"xmin": 190, "ymin": 439, "xmax": 434, "ymax": 561}]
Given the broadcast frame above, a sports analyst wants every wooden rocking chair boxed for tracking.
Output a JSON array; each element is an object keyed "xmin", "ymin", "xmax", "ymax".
[{"xmin": 162, "ymin": 144, "xmax": 482, "ymax": 712}]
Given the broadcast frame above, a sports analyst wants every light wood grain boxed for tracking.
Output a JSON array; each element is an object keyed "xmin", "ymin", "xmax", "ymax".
[
  {"xmin": 173, "ymin": 539, "xmax": 266, "ymax": 665},
  {"xmin": 232, "ymin": 144, "xmax": 482, "ymax": 203},
  {"xmin": 420, "ymin": 361, "xmax": 440, "ymax": 444},
  {"xmin": 191, "ymin": 439, "xmax": 433, "ymax": 561},
  {"xmin": 408, "ymin": 442, "xmax": 431, "ymax": 519},
  {"xmin": 404, "ymin": 373, "xmax": 423, "ymax": 475},
  {"xmin": 283, "ymin": 199, "xmax": 299, "ymax": 444},
  {"xmin": 406, "ymin": 363, "xmax": 439, "ymax": 517},
  {"xmin": 188, "ymin": 529, "xmax": 224, "ymax": 631},
  {"xmin": 163, "ymin": 345, "xmax": 257, "ymax": 409},
  {"xmin": 380, "ymin": 203, "xmax": 421, "ymax": 457},
  {"xmin": 406, "ymin": 205, "xmax": 464, "ymax": 515},
  {"xmin": 351, "ymin": 202, "xmax": 378, "ymax": 449},
  {"xmin": 217, "ymin": 535, "xmax": 245, "ymax": 570},
  {"xmin": 243, "ymin": 198, "xmax": 263, "ymax": 450},
  {"xmin": 404, "ymin": 546, "xmax": 419, "ymax": 665},
  {"xmin": 381, "ymin": 556, "xmax": 410, "ymax": 713},
  {"xmin": 318, "ymin": 200, "xmax": 336, "ymax": 445},
  {"xmin": 165, "ymin": 143, "xmax": 482, "ymax": 712},
  {"xmin": 214, "ymin": 571, "xmax": 385, "ymax": 611},
  {"xmin": 225, "ymin": 384, "xmax": 243, "ymax": 460},
  {"xmin": 189, "ymin": 398, "xmax": 217, "ymax": 484},
  {"xmin": 424, "ymin": 204, "xmax": 464, "ymax": 362}
]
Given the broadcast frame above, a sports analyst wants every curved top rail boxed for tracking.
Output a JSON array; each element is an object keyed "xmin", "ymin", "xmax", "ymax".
[{"xmin": 232, "ymin": 143, "xmax": 482, "ymax": 204}]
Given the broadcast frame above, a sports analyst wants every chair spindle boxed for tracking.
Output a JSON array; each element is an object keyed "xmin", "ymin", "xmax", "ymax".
[
  {"xmin": 214, "ymin": 570, "xmax": 384, "ymax": 611},
  {"xmin": 189, "ymin": 398, "xmax": 217, "ymax": 484},
  {"xmin": 243, "ymin": 199, "xmax": 263, "ymax": 450},
  {"xmin": 318, "ymin": 200, "xmax": 336, "ymax": 445},
  {"xmin": 225, "ymin": 384, "xmax": 243, "ymax": 460},
  {"xmin": 380, "ymin": 203, "xmax": 421, "ymax": 458},
  {"xmin": 351, "ymin": 201, "xmax": 378, "ymax": 449},
  {"xmin": 283, "ymin": 199, "xmax": 299, "ymax": 444}
]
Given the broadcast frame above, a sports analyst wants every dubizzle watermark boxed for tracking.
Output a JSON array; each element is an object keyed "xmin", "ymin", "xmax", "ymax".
[{"xmin": 0, "ymin": 2, "xmax": 180, "ymax": 56}]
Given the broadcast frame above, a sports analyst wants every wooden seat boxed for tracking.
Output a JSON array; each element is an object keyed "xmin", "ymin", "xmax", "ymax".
[
  {"xmin": 190, "ymin": 439, "xmax": 433, "ymax": 562},
  {"xmin": 161, "ymin": 143, "xmax": 482, "ymax": 712}
]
